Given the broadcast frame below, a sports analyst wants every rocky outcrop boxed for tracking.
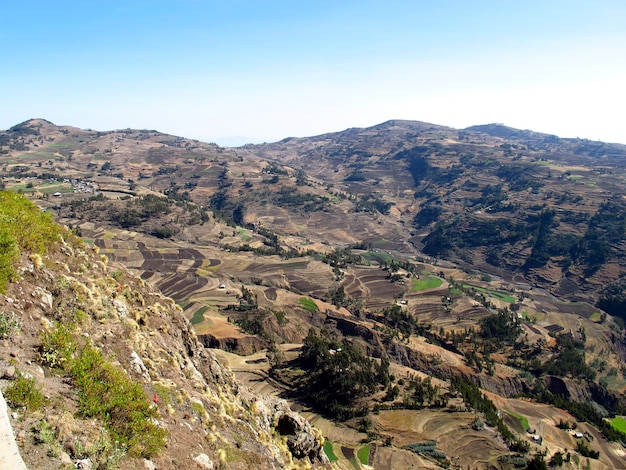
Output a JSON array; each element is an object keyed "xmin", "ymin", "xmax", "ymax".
[{"xmin": 197, "ymin": 333, "xmax": 271, "ymax": 356}]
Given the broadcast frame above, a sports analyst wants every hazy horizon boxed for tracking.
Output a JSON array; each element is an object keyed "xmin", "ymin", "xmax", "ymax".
[{"xmin": 2, "ymin": 1, "xmax": 625, "ymax": 145}]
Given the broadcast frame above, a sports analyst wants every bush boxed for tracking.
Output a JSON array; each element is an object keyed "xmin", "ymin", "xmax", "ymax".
[
  {"xmin": 39, "ymin": 322, "xmax": 167, "ymax": 457},
  {"xmin": 40, "ymin": 322, "xmax": 77, "ymax": 369},
  {"xmin": 71, "ymin": 343, "xmax": 167, "ymax": 457},
  {"xmin": 4, "ymin": 375, "xmax": 46, "ymax": 411}
]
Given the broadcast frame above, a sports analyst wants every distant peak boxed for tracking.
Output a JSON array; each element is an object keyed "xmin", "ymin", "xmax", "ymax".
[{"xmin": 465, "ymin": 123, "xmax": 559, "ymax": 141}]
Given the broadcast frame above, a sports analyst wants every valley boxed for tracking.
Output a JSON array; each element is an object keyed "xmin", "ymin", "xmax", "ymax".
[{"xmin": 2, "ymin": 118, "xmax": 626, "ymax": 469}]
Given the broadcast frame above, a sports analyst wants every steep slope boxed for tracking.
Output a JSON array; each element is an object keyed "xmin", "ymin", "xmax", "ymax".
[
  {"xmin": 238, "ymin": 120, "xmax": 626, "ymax": 302},
  {"xmin": 0, "ymin": 191, "xmax": 327, "ymax": 469}
]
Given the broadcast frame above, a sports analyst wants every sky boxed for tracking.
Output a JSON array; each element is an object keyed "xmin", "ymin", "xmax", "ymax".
[{"xmin": 1, "ymin": 1, "xmax": 625, "ymax": 146}]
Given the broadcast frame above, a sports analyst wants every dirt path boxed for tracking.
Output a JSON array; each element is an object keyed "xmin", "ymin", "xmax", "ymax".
[{"xmin": 0, "ymin": 390, "xmax": 28, "ymax": 470}]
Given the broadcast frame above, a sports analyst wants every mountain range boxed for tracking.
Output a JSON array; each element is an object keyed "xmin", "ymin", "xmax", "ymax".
[{"xmin": 1, "ymin": 118, "xmax": 626, "ymax": 469}]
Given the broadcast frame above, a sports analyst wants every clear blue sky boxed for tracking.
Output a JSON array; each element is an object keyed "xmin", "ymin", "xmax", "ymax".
[{"xmin": 1, "ymin": 1, "xmax": 625, "ymax": 145}]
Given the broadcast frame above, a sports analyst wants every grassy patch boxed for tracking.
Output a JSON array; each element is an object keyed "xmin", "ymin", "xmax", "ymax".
[
  {"xmin": 40, "ymin": 323, "xmax": 167, "ymax": 457},
  {"xmin": 588, "ymin": 312, "xmax": 602, "ymax": 322},
  {"xmin": 71, "ymin": 343, "xmax": 168, "ymax": 456},
  {"xmin": 0, "ymin": 311, "xmax": 21, "ymax": 339},
  {"xmin": 506, "ymin": 409, "xmax": 530, "ymax": 431},
  {"xmin": 412, "ymin": 276, "xmax": 443, "ymax": 291},
  {"xmin": 323, "ymin": 441, "xmax": 338, "ymax": 462},
  {"xmin": 299, "ymin": 297, "xmax": 319, "ymax": 312},
  {"xmin": 610, "ymin": 416, "xmax": 626, "ymax": 434},
  {"xmin": 463, "ymin": 284, "xmax": 516, "ymax": 303},
  {"xmin": 362, "ymin": 250, "xmax": 393, "ymax": 265},
  {"xmin": 357, "ymin": 444, "xmax": 370, "ymax": 465},
  {"xmin": 190, "ymin": 305, "xmax": 209, "ymax": 325},
  {"xmin": 0, "ymin": 190, "xmax": 65, "ymax": 293}
]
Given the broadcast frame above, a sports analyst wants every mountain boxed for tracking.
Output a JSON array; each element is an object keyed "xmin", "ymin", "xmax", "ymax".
[
  {"xmin": 2, "ymin": 118, "xmax": 626, "ymax": 469},
  {"xmin": 238, "ymin": 119, "xmax": 626, "ymax": 302}
]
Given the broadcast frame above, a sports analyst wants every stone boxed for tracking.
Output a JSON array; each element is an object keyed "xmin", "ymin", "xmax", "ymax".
[
  {"xmin": 193, "ymin": 453, "xmax": 214, "ymax": 469},
  {"xmin": 59, "ymin": 451, "xmax": 72, "ymax": 467},
  {"xmin": 130, "ymin": 350, "xmax": 150, "ymax": 380},
  {"xmin": 74, "ymin": 458, "xmax": 93, "ymax": 470},
  {"xmin": 143, "ymin": 458, "xmax": 157, "ymax": 469},
  {"xmin": 3, "ymin": 365, "xmax": 16, "ymax": 379}
]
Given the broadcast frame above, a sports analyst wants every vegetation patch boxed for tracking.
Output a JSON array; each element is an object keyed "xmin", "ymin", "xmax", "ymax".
[
  {"xmin": 0, "ymin": 310, "xmax": 21, "ymax": 339},
  {"xmin": 588, "ymin": 311, "xmax": 602, "ymax": 322},
  {"xmin": 411, "ymin": 276, "xmax": 442, "ymax": 291},
  {"xmin": 357, "ymin": 443, "xmax": 370, "ymax": 465},
  {"xmin": 71, "ymin": 343, "xmax": 168, "ymax": 457},
  {"xmin": 0, "ymin": 190, "xmax": 65, "ymax": 292},
  {"xmin": 298, "ymin": 297, "xmax": 319, "ymax": 312},
  {"xmin": 190, "ymin": 305, "xmax": 210, "ymax": 325},
  {"xmin": 610, "ymin": 416, "xmax": 626, "ymax": 434},
  {"xmin": 506, "ymin": 409, "xmax": 530, "ymax": 431},
  {"xmin": 323, "ymin": 441, "xmax": 339, "ymax": 462},
  {"xmin": 4, "ymin": 375, "xmax": 46, "ymax": 411},
  {"xmin": 463, "ymin": 284, "xmax": 516, "ymax": 303},
  {"xmin": 39, "ymin": 323, "xmax": 167, "ymax": 457}
]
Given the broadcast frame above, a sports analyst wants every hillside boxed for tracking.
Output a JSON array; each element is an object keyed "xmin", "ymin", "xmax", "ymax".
[
  {"xmin": 2, "ymin": 119, "xmax": 626, "ymax": 469},
  {"xmin": 0, "ymin": 191, "xmax": 327, "ymax": 469},
  {"xmin": 240, "ymin": 120, "xmax": 626, "ymax": 302}
]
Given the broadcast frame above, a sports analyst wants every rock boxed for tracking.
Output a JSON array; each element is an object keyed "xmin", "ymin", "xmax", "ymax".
[
  {"xmin": 193, "ymin": 453, "xmax": 214, "ymax": 469},
  {"xmin": 3, "ymin": 365, "xmax": 16, "ymax": 379},
  {"xmin": 34, "ymin": 288, "xmax": 53, "ymax": 310},
  {"xmin": 143, "ymin": 458, "xmax": 157, "ymax": 469},
  {"xmin": 112, "ymin": 299, "xmax": 129, "ymax": 319},
  {"xmin": 129, "ymin": 350, "xmax": 150, "ymax": 380},
  {"xmin": 75, "ymin": 458, "xmax": 93, "ymax": 470},
  {"xmin": 59, "ymin": 451, "xmax": 72, "ymax": 467},
  {"xmin": 9, "ymin": 349, "xmax": 19, "ymax": 358},
  {"xmin": 274, "ymin": 411, "xmax": 329, "ymax": 463}
]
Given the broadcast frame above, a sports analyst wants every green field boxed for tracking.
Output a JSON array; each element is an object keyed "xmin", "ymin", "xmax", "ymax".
[
  {"xmin": 357, "ymin": 444, "xmax": 370, "ymax": 466},
  {"xmin": 463, "ymin": 285, "xmax": 516, "ymax": 303},
  {"xmin": 323, "ymin": 441, "xmax": 338, "ymax": 462},
  {"xmin": 299, "ymin": 297, "xmax": 319, "ymax": 312},
  {"xmin": 610, "ymin": 416, "xmax": 626, "ymax": 433},
  {"xmin": 362, "ymin": 250, "xmax": 393, "ymax": 265},
  {"xmin": 412, "ymin": 276, "xmax": 443, "ymax": 291},
  {"xmin": 190, "ymin": 305, "xmax": 210, "ymax": 325},
  {"xmin": 506, "ymin": 409, "xmax": 529, "ymax": 431}
]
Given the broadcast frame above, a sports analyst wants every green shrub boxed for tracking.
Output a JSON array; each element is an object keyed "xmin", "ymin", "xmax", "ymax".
[
  {"xmin": 4, "ymin": 375, "xmax": 46, "ymax": 411},
  {"xmin": 71, "ymin": 343, "xmax": 167, "ymax": 457},
  {"xmin": 40, "ymin": 322, "xmax": 76, "ymax": 369},
  {"xmin": 0, "ymin": 191, "xmax": 64, "ymax": 293}
]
